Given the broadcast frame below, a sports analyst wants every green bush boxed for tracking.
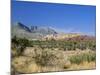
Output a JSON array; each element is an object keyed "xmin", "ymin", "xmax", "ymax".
[
  {"xmin": 11, "ymin": 36, "xmax": 33, "ymax": 56},
  {"xmin": 69, "ymin": 52, "xmax": 96, "ymax": 64}
]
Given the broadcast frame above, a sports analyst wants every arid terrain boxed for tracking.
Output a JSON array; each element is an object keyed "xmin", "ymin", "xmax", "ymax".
[{"xmin": 11, "ymin": 33, "xmax": 96, "ymax": 74}]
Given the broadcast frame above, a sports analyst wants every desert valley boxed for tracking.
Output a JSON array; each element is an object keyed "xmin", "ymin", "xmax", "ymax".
[{"xmin": 11, "ymin": 22, "xmax": 96, "ymax": 74}]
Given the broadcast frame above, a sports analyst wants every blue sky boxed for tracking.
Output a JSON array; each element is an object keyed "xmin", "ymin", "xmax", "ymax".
[{"xmin": 11, "ymin": 1, "xmax": 96, "ymax": 35}]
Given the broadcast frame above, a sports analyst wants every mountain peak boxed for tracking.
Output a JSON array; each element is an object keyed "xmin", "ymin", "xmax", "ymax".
[
  {"xmin": 16, "ymin": 22, "xmax": 31, "ymax": 32},
  {"xmin": 12, "ymin": 22, "xmax": 58, "ymax": 39}
]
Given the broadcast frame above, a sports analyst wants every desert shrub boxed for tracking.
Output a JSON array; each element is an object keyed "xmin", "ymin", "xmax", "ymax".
[
  {"xmin": 91, "ymin": 44, "xmax": 96, "ymax": 51},
  {"xmin": 34, "ymin": 48, "xmax": 57, "ymax": 66},
  {"xmin": 33, "ymin": 48, "xmax": 65, "ymax": 67},
  {"xmin": 78, "ymin": 43, "xmax": 86, "ymax": 50},
  {"xmin": 69, "ymin": 52, "xmax": 96, "ymax": 64},
  {"xmin": 88, "ymin": 43, "xmax": 96, "ymax": 51}
]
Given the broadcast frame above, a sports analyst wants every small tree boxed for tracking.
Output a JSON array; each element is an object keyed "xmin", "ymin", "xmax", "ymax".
[{"xmin": 11, "ymin": 36, "xmax": 33, "ymax": 56}]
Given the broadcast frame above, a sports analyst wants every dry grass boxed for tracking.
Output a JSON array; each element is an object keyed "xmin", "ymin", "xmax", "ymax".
[
  {"xmin": 69, "ymin": 52, "xmax": 95, "ymax": 64},
  {"xmin": 66, "ymin": 61, "xmax": 96, "ymax": 70},
  {"xmin": 12, "ymin": 56, "xmax": 40, "ymax": 73},
  {"xmin": 63, "ymin": 50, "xmax": 96, "ymax": 70},
  {"xmin": 11, "ymin": 49, "xmax": 96, "ymax": 74}
]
